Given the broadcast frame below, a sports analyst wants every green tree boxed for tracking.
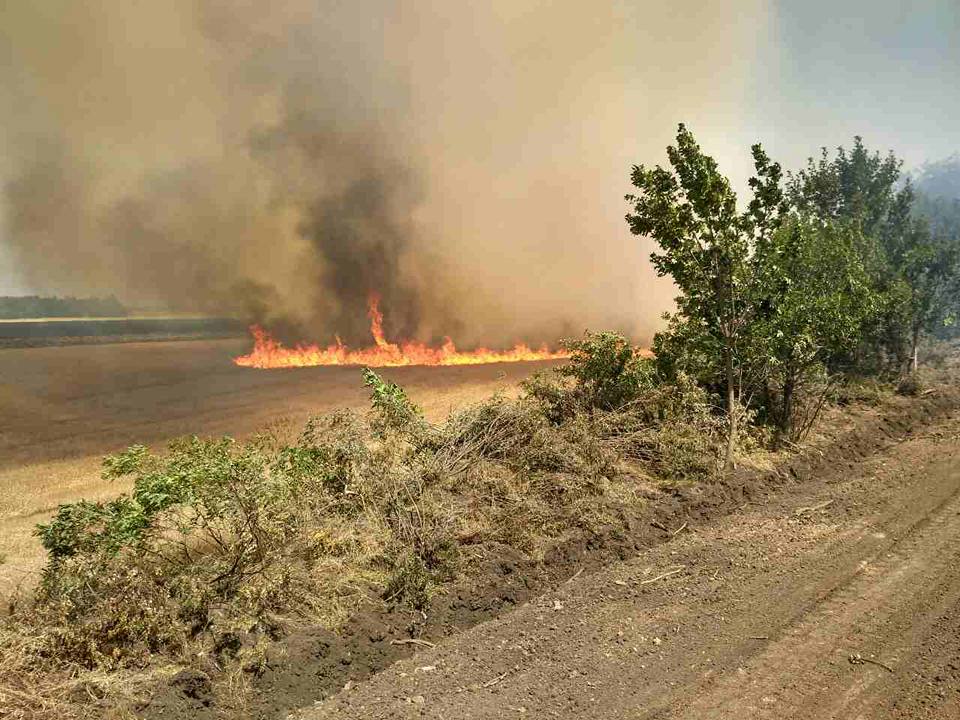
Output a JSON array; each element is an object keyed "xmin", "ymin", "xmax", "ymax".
[
  {"xmin": 913, "ymin": 157, "xmax": 960, "ymax": 341},
  {"xmin": 751, "ymin": 217, "xmax": 874, "ymax": 439},
  {"xmin": 625, "ymin": 124, "xmax": 785, "ymax": 469},
  {"xmin": 901, "ymin": 228, "xmax": 959, "ymax": 369},
  {"xmin": 786, "ymin": 138, "xmax": 949, "ymax": 374},
  {"xmin": 789, "ymin": 138, "xmax": 906, "ymax": 240}
]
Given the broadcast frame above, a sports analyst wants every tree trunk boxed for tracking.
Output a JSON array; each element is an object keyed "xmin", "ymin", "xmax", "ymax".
[
  {"xmin": 911, "ymin": 327, "xmax": 920, "ymax": 374},
  {"xmin": 724, "ymin": 348, "xmax": 736, "ymax": 472},
  {"xmin": 779, "ymin": 373, "xmax": 796, "ymax": 443}
]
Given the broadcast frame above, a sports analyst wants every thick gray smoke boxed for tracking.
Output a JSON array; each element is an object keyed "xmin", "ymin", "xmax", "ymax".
[{"xmin": 0, "ymin": 1, "xmax": 767, "ymax": 346}]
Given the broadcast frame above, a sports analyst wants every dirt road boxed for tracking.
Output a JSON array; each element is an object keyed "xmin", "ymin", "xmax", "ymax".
[
  {"xmin": 304, "ymin": 405, "xmax": 960, "ymax": 719},
  {"xmin": 0, "ymin": 339, "xmax": 559, "ymax": 595}
]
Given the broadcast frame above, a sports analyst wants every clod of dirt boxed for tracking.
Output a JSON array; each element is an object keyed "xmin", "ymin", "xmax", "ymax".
[{"xmin": 168, "ymin": 668, "xmax": 213, "ymax": 705}]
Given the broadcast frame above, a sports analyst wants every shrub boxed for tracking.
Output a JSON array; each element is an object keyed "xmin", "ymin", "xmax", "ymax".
[
  {"xmin": 594, "ymin": 374, "xmax": 725, "ymax": 481},
  {"xmin": 896, "ymin": 371, "xmax": 925, "ymax": 396},
  {"xmin": 362, "ymin": 368, "xmax": 426, "ymax": 438},
  {"xmin": 830, "ymin": 377, "xmax": 892, "ymax": 407},
  {"xmin": 556, "ymin": 331, "xmax": 657, "ymax": 410},
  {"xmin": 435, "ymin": 395, "xmax": 576, "ymax": 475}
]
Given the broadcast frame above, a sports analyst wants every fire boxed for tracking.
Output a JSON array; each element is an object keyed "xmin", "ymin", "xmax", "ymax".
[{"xmin": 234, "ymin": 295, "xmax": 569, "ymax": 369}]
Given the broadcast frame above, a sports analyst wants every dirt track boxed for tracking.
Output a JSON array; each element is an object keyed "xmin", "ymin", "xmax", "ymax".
[{"xmin": 303, "ymin": 403, "xmax": 960, "ymax": 719}]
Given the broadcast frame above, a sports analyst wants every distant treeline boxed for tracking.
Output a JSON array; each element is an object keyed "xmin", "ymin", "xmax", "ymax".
[{"xmin": 0, "ymin": 295, "xmax": 127, "ymax": 319}]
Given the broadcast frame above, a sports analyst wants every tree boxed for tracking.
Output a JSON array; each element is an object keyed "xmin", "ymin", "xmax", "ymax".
[
  {"xmin": 789, "ymin": 137, "xmax": 906, "ymax": 240},
  {"xmin": 786, "ymin": 138, "xmax": 948, "ymax": 375},
  {"xmin": 751, "ymin": 217, "xmax": 874, "ymax": 439},
  {"xmin": 913, "ymin": 157, "xmax": 960, "ymax": 342},
  {"xmin": 901, "ymin": 228, "xmax": 959, "ymax": 369},
  {"xmin": 625, "ymin": 124, "xmax": 785, "ymax": 469}
]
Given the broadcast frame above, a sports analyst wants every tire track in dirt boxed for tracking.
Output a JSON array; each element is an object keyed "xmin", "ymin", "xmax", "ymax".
[
  {"xmin": 300, "ymin": 409, "xmax": 960, "ymax": 719},
  {"xmin": 674, "ymin": 476, "xmax": 960, "ymax": 719}
]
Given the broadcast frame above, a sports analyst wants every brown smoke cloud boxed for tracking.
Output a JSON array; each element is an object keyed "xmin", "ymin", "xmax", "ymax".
[{"xmin": 0, "ymin": 1, "xmax": 767, "ymax": 347}]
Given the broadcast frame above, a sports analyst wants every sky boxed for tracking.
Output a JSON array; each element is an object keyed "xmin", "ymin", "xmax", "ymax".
[
  {"xmin": 752, "ymin": 0, "xmax": 959, "ymax": 173},
  {"xmin": 0, "ymin": 1, "xmax": 957, "ymax": 340}
]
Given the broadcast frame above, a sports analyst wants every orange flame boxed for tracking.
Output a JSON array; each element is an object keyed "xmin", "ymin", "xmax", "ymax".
[{"xmin": 234, "ymin": 295, "xmax": 569, "ymax": 369}]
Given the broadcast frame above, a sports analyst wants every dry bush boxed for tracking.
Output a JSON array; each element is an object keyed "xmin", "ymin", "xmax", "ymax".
[{"xmin": 535, "ymin": 370, "xmax": 725, "ymax": 483}]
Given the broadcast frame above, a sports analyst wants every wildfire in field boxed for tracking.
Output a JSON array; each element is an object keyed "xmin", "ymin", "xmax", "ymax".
[{"xmin": 234, "ymin": 296, "xmax": 569, "ymax": 369}]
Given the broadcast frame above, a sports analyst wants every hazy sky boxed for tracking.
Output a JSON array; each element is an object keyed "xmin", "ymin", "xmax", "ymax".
[
  {"xmin": 0, "ymin": 1, "xmax": 957, "ymax": 338},
  {"xmin": 751, "ymin": 0, "xmax": 959, "ymax": 172}
]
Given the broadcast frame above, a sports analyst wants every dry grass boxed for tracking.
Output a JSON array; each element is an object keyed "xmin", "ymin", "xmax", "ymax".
[
  {"xmin": 0, "ymin": 363, "xmax": 735, "ymax": 717},
  {"xmin": 0, "ymin": 456, "xmax": 129, "ymax": 599}
]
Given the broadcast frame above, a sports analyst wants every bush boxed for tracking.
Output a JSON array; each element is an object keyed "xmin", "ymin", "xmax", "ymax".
[
  {"xmin": 896, "ymin": 371, "xmax": 925, "ymax": 396},
  {"xmin": 18, "ymin": 377, "xmax": 464, "ymax": 674},
  {"xmin": 556, "ymin": 331, "xmax": 657, "ymax": 411},
  {"xmin": 592, "ymin": 374, "xmax": 725, "ymax": 481},
  {"xmin": 830, "ymin": 377, "xmax": 892, "ymax": 407},
  {"xmin": 362, "ymin": 368, "xmax": 426, "ymax": 438}
]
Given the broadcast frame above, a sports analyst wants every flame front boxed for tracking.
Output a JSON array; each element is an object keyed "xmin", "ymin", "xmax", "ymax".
[{"xmin": 234, "ymin": 295, "xmax": 569, "ymax": 369}]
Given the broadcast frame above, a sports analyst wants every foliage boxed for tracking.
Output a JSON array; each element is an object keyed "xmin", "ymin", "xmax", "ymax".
[
  {"xmin": 750, "ymin": 217, "xmax": 874, "ymax": 438},
  {"xmin": 362, "ymin": 368, "xmax": 425, "ymax": 437},
  {"xmin": 555, "ymin": 331, "xmax": 657, "ymax": 411},
  {"xmin": 914, "ymin": 155, "xmax": 960, "ymax": 207},
  {"xmin": 626, "ymin": 124, "xmax": 789, "ymax": 466},
  {"xmin": 628, "ymin": 129, "xmax": 960, "ymax": 447},
  {"xmin": 787, "ymin": 138, "xmax": 960, "ymax": 372},
  {"xmin": 12, "ymin": 350, "xmax": 728, "ymax": 707}
]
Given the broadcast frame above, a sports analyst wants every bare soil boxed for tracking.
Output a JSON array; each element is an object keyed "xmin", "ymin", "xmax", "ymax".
[{"xmin": 140, "ymin": 389, "xmax": 960, "ymax": 720}]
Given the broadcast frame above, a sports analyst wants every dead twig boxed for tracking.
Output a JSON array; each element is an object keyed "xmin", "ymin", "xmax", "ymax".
[
  {"xmin": 747, "ymin": 635, "xmax": 769, "ymax": 640},
  {"xmin": 565, "ymin": 568, "xmax": 584, "ymax": 584},
  {"xmin": 481, "ymin": 672, "xmax": 508, "ymax": 689},
  {"xmin": 390, "ymin": 638, "xmax": 436, "ymax": 649},
  {"xmin": 794, "ymin": 499, "xmax": 834, "ymax": 516},
  {"xmin": 650, "ymin": 520, "xmax": 669, "ymax": 532},
  {"xmin": 672, "ymin": 522, "xmax": 688, "ymax": 536},
  {"xmin": 849, "ymin": 653, "xmax": 894, "ymax": 673},
  {"xmin": 640, "ymin": 566, "xmax": 686, "ymax": 585}
]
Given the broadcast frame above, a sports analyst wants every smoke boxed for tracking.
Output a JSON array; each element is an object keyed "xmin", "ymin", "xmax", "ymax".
[{"xmin": 0, "ymin": 1, "xmax": 767, "ymax": 346}]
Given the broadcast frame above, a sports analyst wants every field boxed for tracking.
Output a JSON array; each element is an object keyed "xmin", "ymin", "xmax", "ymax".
[{"xmin": 0, "ymin": 338, "xmax": 560, "ymax": 595}]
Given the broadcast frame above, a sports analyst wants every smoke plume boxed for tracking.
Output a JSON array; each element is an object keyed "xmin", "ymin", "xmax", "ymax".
[{"xmin": 0, "ymin": 1, "xmax": 767, "ymax": 346}]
